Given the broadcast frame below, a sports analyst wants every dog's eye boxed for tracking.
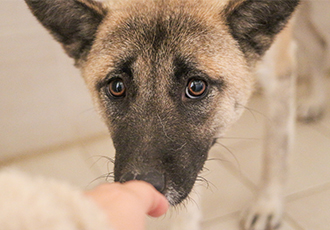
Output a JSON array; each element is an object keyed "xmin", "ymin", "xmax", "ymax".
[
  {"xmin": 186, "ymin": 79, "xmax": 207, "ymax": 99},
  {"xmin": 108, "ymin": 78, "xmax": 126, "ymax": 97}
]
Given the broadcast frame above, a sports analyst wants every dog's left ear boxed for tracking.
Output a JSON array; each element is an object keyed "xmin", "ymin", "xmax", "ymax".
[
  {"xmin": 223, "ymin": 0, "xmax": 300, "ymax": 61},
  {"xmin": 25, "ymin": 0, "xmax": 107, "ymax": 63}
]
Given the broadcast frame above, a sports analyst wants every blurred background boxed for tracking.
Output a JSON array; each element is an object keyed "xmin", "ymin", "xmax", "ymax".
[{"xmin": 1, "ymin": 0, "xmax": 330, "ymax": 229}]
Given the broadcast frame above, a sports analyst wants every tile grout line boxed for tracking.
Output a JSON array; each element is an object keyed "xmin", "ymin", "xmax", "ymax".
[
  {"xmin": 211, "ymin": 150, "xmax": 258, "ymax": 192},
  {"xmin": 77, "ymin": 140, "xmax": 115, "ymax": 184},
  {"xmin": 220, "ymin": 160, "xmax": 257, "ymax": 191},
  {"xmin": 285, "ymin": 181, "xmax": 330, "ymax": 202},
  {"xmin": 311, "ymin": 122, "xmax": 330, "ymax": 140},
  {"xmin": 284, "ymin": 213, "xmax": 306, "ymax": 230},
  {"xmin": 210, "ymin": 139, "xmax": 262, "ymax": 192},
  {"xmin": 200, "ymin": 209, "xmax": 307, "ymax": 230},
  {"xmin": 201, "ymin": 210, "xmax": 241, "ymax": 227},
  {"xmin": 0, "ymin": 132, "xmax": 109, "ymax": 167}
]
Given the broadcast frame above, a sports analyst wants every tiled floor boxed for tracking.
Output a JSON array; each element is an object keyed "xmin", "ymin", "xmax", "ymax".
[{"xmin": 1, "ymin": 83, "xmax": 330, "ymax": 229}]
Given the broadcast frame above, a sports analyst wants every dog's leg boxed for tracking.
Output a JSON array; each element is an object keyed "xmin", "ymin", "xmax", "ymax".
[
  {"xmin": 294, "ymin": 1, "xmax": 327, "ymax": 122},
  {"xmin": 241, "ymin": 25, "xmax": 296, "ymax": 230}
]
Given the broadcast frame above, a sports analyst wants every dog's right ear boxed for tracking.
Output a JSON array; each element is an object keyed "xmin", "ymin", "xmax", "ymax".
[
  {"xmin": 25, "ymin": 0, "xmax": 107, "ymax": 63},
  {"xmin": 222, "ymin": 0, "xmax": 300, "ymax": 62}
]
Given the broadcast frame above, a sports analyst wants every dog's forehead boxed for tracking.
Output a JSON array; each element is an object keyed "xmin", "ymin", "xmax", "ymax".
[
  {"xmin": 84, "ymin": 0, "xmax": 246, "ymax": 92},
  {"xmin": 98, "ymin": 2, "xmax": 222, "ymax": 55}
]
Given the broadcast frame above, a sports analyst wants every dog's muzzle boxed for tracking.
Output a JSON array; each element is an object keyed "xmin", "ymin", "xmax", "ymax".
[{"xmin": 119, "ymin": 170, "xmax": 165, "ymax": 193}]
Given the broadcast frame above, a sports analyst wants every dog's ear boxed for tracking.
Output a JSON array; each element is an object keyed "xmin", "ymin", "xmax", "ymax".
[
  {"xmin": 25, "ymin": 0, "xmax": 107, "ymax": 62},
  {"xmin": 223, "ymin": 0, "xmax": 299, "ymax": 60}
]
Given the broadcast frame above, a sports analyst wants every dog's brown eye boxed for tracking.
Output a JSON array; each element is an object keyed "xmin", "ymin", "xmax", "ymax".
[
  {"xmin": 108, "ymin": 78, "xmax": 126, "ymax": 97},
  {"xmin": 186, "ymin": 79, "xmax": 207, "ymax": 99}
]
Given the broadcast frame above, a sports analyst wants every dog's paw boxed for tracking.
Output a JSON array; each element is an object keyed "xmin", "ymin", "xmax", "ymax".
[
  {"xmin": 240, "ymin": 195, "xmax": 283, "ymax": 230},
  {"xmin": 297, "ymin": 98, "xmax": 325, "ymax": 123}
]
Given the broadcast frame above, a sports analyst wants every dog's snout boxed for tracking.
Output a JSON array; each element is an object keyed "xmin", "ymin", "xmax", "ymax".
[{"xmin": 119, "ymin": 171, "xmax": 165, "ymax": 193}]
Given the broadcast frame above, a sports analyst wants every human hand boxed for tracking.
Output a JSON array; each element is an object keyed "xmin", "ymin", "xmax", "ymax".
[{"xmin": 85, "ymin": 181, "xmax": 169, "ymax": 230}]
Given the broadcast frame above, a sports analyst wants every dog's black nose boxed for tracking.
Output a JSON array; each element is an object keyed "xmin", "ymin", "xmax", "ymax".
[{"xmin": 119, "ymin": 171, "xmax": 165, "ymax": 193}]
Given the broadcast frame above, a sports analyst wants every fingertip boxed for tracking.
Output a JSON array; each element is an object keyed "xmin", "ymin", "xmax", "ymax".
[
  {"xmin": 148, "ymin": 193, "xmax": 169, "ymax": 217},
  {"xmin": 123, "ymin": 180, "xmax": 169, "ymax": 217}
]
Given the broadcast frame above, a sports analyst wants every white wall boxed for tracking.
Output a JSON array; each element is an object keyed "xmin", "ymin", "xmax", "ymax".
[{"xmin": 0, "ymin": 0, "xmax": 108, "ymax": 161}]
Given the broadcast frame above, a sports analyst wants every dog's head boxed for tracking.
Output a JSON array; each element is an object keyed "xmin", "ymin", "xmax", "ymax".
[{"xmin": 25, "ymin": 0, "xmax": 299, "ymax": 205}]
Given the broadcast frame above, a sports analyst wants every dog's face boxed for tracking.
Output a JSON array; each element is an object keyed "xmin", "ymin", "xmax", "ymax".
[
  {"xmin": 25, "ymin": 0, "xmax": 299, "ymax": 205},
  {"xmin": 84, "ymin": 0, "xmax": 253, "ymax": 204}
]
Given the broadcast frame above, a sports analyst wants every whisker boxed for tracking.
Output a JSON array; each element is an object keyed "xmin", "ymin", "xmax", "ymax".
[
  {"xmin": 186, "ymin": 194, "xmax": 199, "ymax": 207},
  {"xmin": 213, "ymin": 139, "xmax": 242, "ymax": 176},
  {"xmin": 236, "ymin": 103, "xmax": 270, "ymax": 123},
  {"xmin": 201, "ymin": 165, "xmax": 210, "ymax": 172},
  {"xmin": 195, "ymin": 175, "xmax": 212, "ymax": 189},
  {"xmin": 207, "ymin": 157, "xmax": 239, "ymax": 166},
  {"xmin": 197, "ymin": 166, "xmax": 217, "ymax": 190},
  {"xmin": 206, "ymin": 157, "xmax": 225, "ymax": 162},
  {"xmin": 105, "ymin": 172, "xmax": 115, "ymax": 182},
  {"xmin": 87, "ymin": 155, "xmax": 115, "ymax": 171},
  {"xmin": 101, "ymin": 155, "xmax": 115, "ymax": 164},
  {"xmin": 87, "ymin": 172, "xmax": 115, "ymax": 188}
]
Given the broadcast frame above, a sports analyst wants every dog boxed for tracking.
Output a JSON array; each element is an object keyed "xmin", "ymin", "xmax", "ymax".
[{"xmin": 24, "ymin": 0, "xmax": 301, "ymax": 229}]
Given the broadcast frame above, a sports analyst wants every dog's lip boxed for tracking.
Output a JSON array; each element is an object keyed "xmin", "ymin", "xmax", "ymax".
[
  {"xmin": 164, "ymin": 189, "xmax": 181, "ymax": 206},
  {"xmin": 163, "ymin": 183, "xmax": 193, "ymax": 206}
]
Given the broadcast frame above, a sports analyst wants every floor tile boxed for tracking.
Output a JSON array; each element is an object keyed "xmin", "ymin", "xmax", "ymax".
[
  {"xmin": 79, "ymin": 136, "xmax": 116, "ymax": 184},
  {"xmin": 201, "ymin": 213, "xmax": 297, "ymax": 230},
  {"xmin": 286, "ymin": 125, "xmax": 330, "ymax": 195},
  {"xmin": 211, "ymin": 137, "xmax": 262, "ymax": 190},
  {"xmin": 7, "ymin": 147, "xmax": 99, "ymax": 189},
  {"xmin": 200, "ymin": 152, "xmax": 253, "ymax": 222},
  {"xmin": 217, "ymin": 124, "xmax": 330, "ymax": 194},
  {"xmin": 202, "ymin": 213, "xmax": 242, "ymax": 230},
  {"xmin": 286, "ymin": 187, "xmax": 330, "ymax": 230}
]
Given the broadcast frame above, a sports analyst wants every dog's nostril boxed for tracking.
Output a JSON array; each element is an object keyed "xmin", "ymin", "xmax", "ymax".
[{"xmin": 119, "ymin": 171, "xmax": 165, "ymax": 193}]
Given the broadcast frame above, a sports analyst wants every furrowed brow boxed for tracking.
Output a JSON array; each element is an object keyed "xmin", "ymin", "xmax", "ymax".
[{"xmin": 96, "ymin": 56, "xmax": 136, "ymax": 91}]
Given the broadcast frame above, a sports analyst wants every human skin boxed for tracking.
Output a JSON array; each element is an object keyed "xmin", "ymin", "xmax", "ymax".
[{"xmin": 85, "ymin": 181, "xmax": 169, "ymax": 230}]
